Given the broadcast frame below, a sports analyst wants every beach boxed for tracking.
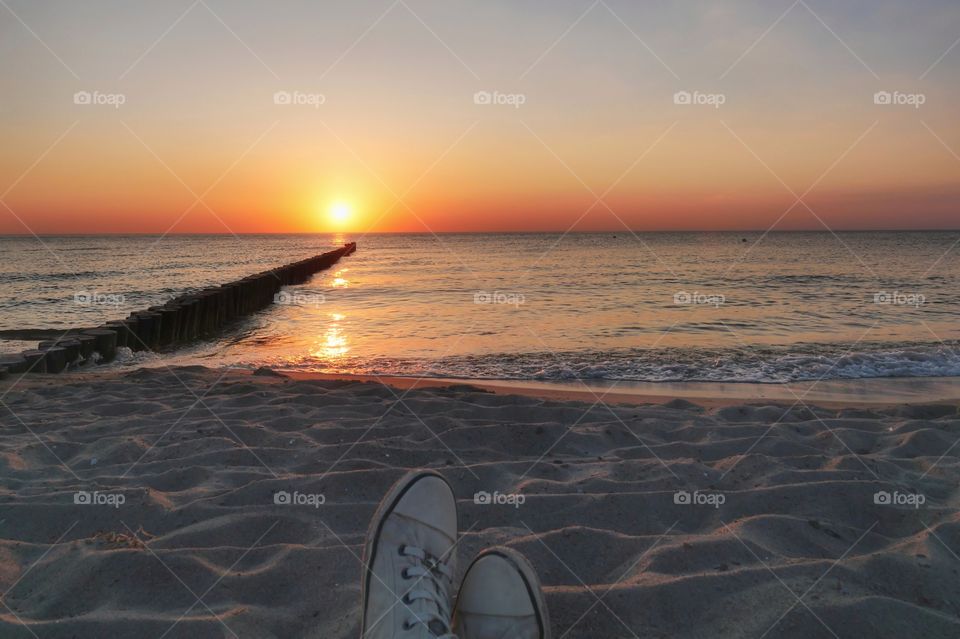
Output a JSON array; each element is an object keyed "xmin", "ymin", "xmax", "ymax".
[
  {"xmin": 4, "ymin": 1, "xmax": 959, "ymax": 636},
  {"xmin": 2, "ymin": 366, "xmax": 958, "ymax": 638}
]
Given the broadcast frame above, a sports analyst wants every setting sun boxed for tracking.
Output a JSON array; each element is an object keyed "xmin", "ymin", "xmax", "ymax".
[{"xmin": 329, "ymin": 202, "xmax": 352, "ymax": 225}]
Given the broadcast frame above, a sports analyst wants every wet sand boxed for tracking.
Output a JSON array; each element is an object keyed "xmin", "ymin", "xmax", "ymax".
[{"xmin": 290, "ymin": 371, "xmax": 960, "ymax": 409}]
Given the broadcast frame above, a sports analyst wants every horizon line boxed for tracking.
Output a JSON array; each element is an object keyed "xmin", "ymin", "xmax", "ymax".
[{"xmin": 2, "ymin": 228, "xmax": 960, "ymax": 237}]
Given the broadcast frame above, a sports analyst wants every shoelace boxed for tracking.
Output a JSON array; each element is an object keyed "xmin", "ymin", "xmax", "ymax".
[{"xmin": 398, "ymin": 544, "xmax": 457, "ymax": 638}]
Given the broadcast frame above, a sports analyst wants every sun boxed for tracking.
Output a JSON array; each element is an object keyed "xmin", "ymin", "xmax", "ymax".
[{"xmin": 329, "ymin": 201, "xmax": 351, "ymax": 224}]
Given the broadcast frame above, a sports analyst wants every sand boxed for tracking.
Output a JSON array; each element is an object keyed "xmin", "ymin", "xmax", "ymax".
[{"xmin": 1, "ymin": 366, "xmax": 959, "ymax": 638}]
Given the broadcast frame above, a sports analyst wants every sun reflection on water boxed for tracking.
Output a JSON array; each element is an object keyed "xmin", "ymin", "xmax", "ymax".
[
  {"xmin": 331, "ymin": 268, "xmax": 350, "ymax": 288},
  {"xmin": 311, "ymin": 313, "xmax": 349, "ymax": 359}
]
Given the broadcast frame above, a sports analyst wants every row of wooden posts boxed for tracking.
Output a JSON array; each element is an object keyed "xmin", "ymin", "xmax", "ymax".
[{"xmin": 0, "ymin": 242, "xmax": 356, "ymax": 377}]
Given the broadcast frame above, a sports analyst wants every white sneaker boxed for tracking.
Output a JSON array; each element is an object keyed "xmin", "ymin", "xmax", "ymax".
[
  {"xmin": 361, "ymin": 470, "xmax": 459, "ymax": 639},
  {"xmin": 453, "ymin": 547, "xmax": 551, "ymax": 639}
]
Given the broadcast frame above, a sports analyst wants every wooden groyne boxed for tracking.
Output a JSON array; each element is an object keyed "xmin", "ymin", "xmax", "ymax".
[{"xmin": 0, "ymin": 242, "xmax": 356, "ymax": 376}]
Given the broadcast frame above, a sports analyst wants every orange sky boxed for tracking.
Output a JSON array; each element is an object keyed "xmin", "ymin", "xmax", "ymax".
[{"xmin": 2, "ymin": 1, "xmax": 958, "ymax": 234}]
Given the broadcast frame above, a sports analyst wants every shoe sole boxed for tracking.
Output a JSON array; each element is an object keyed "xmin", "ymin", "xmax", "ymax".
[
  {"xmin": 459, "ymin": 546, "xmax": 552, "ymax": 639},
  {"xmin": 360, "ymin": 469, "xmax": 456, "ymax": 637}
]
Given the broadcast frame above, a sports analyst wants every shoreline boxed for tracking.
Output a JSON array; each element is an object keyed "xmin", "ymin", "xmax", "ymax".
[
  {"xmin": 7, "ymin": 366, "xmax": 960, "ymax": 409},
  {"xmin": 283, "ymin": 370, "xmax": 960, "ymax": 409}
]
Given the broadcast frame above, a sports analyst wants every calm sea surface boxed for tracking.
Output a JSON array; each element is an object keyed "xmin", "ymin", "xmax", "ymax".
[{"xmin": 1, "ymin": 232, "xmax": 958, "ymax": 382}]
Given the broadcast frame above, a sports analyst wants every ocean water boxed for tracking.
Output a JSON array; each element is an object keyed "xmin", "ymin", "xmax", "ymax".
[{"xmin": 1, "ymin": 232, "xmax": 958, "ymax": 383}]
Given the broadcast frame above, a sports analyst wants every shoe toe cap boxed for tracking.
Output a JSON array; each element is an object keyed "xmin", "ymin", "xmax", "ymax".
[
  {"xmin": 393, "ymin": 474, "xmax": 457, "ymax": 541},
  {"xmin": 458, "ymin": 553, "xmax": 537, "ymax": 617}
]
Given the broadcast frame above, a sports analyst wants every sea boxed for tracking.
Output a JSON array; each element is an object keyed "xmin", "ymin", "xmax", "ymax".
[{"xmin": 1, "ymin": 231, "xmax": 958, "ymax": 384}]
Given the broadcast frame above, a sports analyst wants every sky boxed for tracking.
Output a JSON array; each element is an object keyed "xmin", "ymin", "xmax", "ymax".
[{"xmin": 1, "ymin": 0, "xmax": 958, "ymax": 234}]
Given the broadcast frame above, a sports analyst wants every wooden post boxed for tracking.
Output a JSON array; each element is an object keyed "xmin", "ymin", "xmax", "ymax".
[
  {"xmin": 83, "ymin": 329, "xmax": 118, "ymax": 362},
  {"xmin": 138, "ymin": 311, "xmax": 162, "ymax": 347},
  {"xmin": 40, "ymin": 339, "xmax": 81, "ymax": 366},
  {"xmin": 182, "ymin": 297, "xmax": 200, "ymax": 340},
  {"xmin": 20, "ymin": 350, "xmax": 47, "ymax": 373},
  {"xmin": 131, "ymin": 313, "xmax": 156, "ymax": 349},
  {"xmin": 0, "ymin": 354, "xmax": 28, "ymax": 374},
  {"xmin": 157, "ymin": 307, "xmax": 180, "ymax": 346},
  {"xmin": 38, "ymin": 345, "xmax": 68, "ymax": 373},
  {"xmin": 75, "ymin": 335, "xmax": 97, "ymax": 360},
  {"xmin": 104, "ymin": 321, "xmax": 129, "ymax": 349},
  {"xmin": 124, "ymin": 315, "xmax": 146, "ymax": 351}
]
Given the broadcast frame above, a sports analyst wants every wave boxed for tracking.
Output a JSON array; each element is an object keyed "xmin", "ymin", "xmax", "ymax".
[{"xmin": 294, "ymin": 342, "xmax": 960, "ymax": 383}]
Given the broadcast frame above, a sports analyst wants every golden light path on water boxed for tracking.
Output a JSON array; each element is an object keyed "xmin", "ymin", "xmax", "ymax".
[
  {"xmin": 312, "ymin": 310, "xmax": 350, "ymax": 360},
  {"xmin": 319, "ymin": 237, "xmax": 350, "ymax": 359}
]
